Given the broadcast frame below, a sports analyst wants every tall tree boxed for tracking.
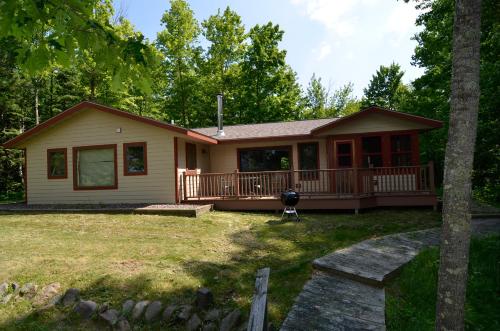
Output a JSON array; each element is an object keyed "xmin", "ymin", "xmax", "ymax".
[
  {"xmin": 305, "ymin": 74, "xmax": 329, "ymax": 119},
  {"xmin": 239, "ymin": 23, "xmax": 303, "ymax": 123},
  {"xmin": 362, "ymin": 62, "xmax": 406, "ymax": 109},
  {"xmin": 405, "ymin": 0, "xmax": 499, "ymax": 203},
  {"xmin": 0, "ymin": 0, "xmax": 157, "ymax": 93},
  {"xmin": 156, "ymin": 0, "xmax": 202, "ymax": 127},
  {"xmin": 435, "ymin": 0, "xmax": 481, "ymax": 329},
  {"xmin": 201, "ymin": 7, "xmax": 246, "ymax": 124}
]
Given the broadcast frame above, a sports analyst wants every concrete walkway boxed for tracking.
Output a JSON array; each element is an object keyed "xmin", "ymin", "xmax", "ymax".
[{"xmin": 280, "ymin": 218, "xmax": 500, "ymax": 331}]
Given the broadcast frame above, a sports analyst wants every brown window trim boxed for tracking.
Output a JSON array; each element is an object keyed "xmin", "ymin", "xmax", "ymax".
[
  {"xmin": 72, "ymin": 144, "xmax": 118, "ymax": 190},
  {"xmin": 236, "ymin": 145, "xmax": 294, "ymax": 172},
  {"xmin": 47, "ymin": 148, "xmax": 68, "ymax": 179},
  {"xmin": 185, "ymin": 142, "xmax": 197, "ymax": 170},
  {"xmin": 297, "ymin": 142, "xmax": 320, "ymax": 180},
  {"xmin": 123, "ymin": 142, "xmax": 148, "ymax": 176}
]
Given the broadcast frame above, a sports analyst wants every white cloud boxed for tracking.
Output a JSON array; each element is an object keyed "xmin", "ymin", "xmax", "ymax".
[
  {"xmin": 385, "ymin": 3, "xmax": 419, "ymax": 36},
  {"xmin": 291, "ymin": 0, "xmax": 363, "ymax": 38},
  {"xmin": 313, "ymin": 41, "xmax": 332, "ymax": 61}
]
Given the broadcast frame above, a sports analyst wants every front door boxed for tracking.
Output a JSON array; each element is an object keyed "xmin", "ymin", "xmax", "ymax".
[{"xmin": 334, "ymin": 140, "xmax": 354, "ymax": 194}]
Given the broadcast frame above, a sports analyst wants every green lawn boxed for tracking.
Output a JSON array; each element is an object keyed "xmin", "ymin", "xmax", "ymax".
[
  {"xmin": 386, "ymin": 235, "xmax": 500, "ymax": 331},
  {"xmin": 0, "ymin": 209, "xmax": 440, "ymax": 330}
]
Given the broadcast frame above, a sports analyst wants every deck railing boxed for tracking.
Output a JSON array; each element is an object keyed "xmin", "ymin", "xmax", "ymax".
[{"xmin": 181, "ymin": 163, "xmax": 435, "ymax": 200}]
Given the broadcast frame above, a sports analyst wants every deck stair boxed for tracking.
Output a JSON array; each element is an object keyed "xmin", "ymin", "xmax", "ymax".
[{"xmin": 280, "ymin": 218, "xmax": 500, "ymax": 331}]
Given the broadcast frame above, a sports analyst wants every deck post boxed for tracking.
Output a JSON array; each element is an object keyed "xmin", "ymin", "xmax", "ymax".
[
  {"xmin": 234, "ymin": 169, "xmax": 240, "ymax": 198},
  {"xmin": 247, "ymin": 267, "xmax": 270, "ymax": 331},
  {"xmin": 428, "ymin": 161, "xmax": 436, "ymax": 193}
]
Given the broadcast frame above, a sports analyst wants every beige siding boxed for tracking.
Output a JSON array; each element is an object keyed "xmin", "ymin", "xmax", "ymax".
[
  {"xmin": 319, "ymin": 112, "xmax": 432, "ymax": 135},
  {"xmin": 209, "ymin": 139, "xmax": 328, "ymax": 173},
  {"xmin": 175, "ymin": 138, "xmax": 211, "ymax": 200},
  {"xmin": 22, "ymin": 108, "xmax": 178, "ymax": 204}
]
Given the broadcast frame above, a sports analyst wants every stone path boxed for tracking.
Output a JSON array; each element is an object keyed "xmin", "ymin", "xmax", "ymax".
[{"xmin": 280, "ymin": 218, "xmax": 500, "ymax": 331}]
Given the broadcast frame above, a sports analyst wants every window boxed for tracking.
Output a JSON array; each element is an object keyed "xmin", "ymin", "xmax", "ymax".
[
  {"xmin": 362, "ymin": 136, "xmax": 383, "ymax": 167},
  {"xmin": 238, "ymin": 147, "xmax": 291, "ymax": 172},
  {"xmin": 124, "ymin": 142, "xmax": 147, "ymax": 175},
  {"xmin": 391, "ymin": 135, "xmax": 412, "ymax": 166},
  {"xmin": 186, "ymin": 143, "xmax": 197, "ymax": 170},
  {"xmin": 73, "ymin": 145, "xmax": 117, "ymax": 190},
  {"xmin": 336, "ymin": 142, "xmax": 353, "ymax": 168},
  {"xmin": 47, "ymin": 148, "xmax": 67, "ymax": 179},
  {"xmin": 298, "ymin": 142, "xmax": 319, "ymax": 179}
]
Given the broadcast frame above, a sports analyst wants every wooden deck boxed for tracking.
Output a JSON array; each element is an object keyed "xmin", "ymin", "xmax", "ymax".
[{"xmin": 180, "ymin": 164, "xmax": 437, "ymax": 211}]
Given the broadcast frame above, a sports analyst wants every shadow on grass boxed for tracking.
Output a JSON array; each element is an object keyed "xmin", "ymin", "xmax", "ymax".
[{"xmin": 0, "ymin": 209, "xmax": 441, "ymax": 329}]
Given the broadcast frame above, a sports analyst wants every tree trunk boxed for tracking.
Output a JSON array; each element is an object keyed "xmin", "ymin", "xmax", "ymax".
[
  {"xmin": 435, "ymin": 0, "xmax": 481, "ymax": 330},
  {"xmin": 34, "ymin": 86, "xmax": 40, "ymax": 125}
]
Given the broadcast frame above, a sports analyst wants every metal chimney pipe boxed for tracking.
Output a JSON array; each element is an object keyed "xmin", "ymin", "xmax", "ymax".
[{"xmin": 216, "ymin": 93, "xmax": 225, "ymax": 137}]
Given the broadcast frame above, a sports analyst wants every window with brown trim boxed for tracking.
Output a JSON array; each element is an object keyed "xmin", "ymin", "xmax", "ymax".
[
  {"xmin": 391, "ymin": 134, "xmax": 412, "ymax": 166},
  {"xmin": 238, "ymin": 146, "xmax": 292, "ymax": 172},
  {"xmin": 124, "ymin": 142, "xmax": 147, "ymax": 175},
  {"xmin": 47, "ymin": 148, "xmax": 67, "ymax": 179},
  {"xmin": 362, "ymin": 136, "xmax": 383, "ymax": 167},
  {"xmin": 73, "ymin": 144, "xmax": 117, "ymax": 190},
  {"xmin": 186, "ymin": 143, "xmax": 197, "ymax": 170},
  {"xmin": 336, "ymin": 142, "xmax": 353, "ymax": 168},
  {"xmin": 298, "ymin": 142, "xmax": 319, "ymax": 179}
]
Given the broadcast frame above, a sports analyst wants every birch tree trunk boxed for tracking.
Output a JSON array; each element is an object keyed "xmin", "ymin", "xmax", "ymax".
[{"xmin": 435, "ymin": 0, "xmax": 481, "ymax": 330}]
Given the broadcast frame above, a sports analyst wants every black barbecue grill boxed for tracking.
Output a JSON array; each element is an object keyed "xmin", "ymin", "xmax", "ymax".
[{"xmin": 280, "ymin": 189, "xmax": 300, "ymax": 221}]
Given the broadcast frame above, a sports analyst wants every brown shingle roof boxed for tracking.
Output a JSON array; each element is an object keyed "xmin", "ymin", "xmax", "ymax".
[{"xmin": 192, "ymin": 118, "xmax": 338, "ymax": 141}]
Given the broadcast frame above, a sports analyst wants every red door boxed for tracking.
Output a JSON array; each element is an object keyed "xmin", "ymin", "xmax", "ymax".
[{"xmin": 331, "ymin": 141, "xmax": 354, "ymax": 194}]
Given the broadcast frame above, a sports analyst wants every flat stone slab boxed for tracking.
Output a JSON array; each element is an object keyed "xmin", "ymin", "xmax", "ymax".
[
  {"xmin": 313, "ymin": 228, "xmax": 441, "ymax": 287},
  {"xmin": 281, "ymin": 272, "xmax": 385, "ymax": 331},
  {"xmin": 281, "ymin": 218, "xmax": 500, "ymax": 331},
  {"xmin": 0, "ymin": 203, "xmax": 212, "ymax": 217}
]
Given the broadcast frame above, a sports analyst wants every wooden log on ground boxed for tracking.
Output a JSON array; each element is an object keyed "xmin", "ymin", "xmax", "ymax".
[{"xmin": 247, "ymin": 267, "xmax": 270, "ymax": 331}]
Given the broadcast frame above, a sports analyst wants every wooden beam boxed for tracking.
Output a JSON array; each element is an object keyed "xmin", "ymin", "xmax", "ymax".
[{"xmin": 247, "ymin": 267, "xmax": 270, "ymax": 331}]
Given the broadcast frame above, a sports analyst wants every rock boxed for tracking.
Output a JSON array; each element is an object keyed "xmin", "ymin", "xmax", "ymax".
[
  {"xmin": 162, "ymin": 304, "xmax": 178, "ymax": 322},
  {"xmin": 122, "ymin": 299, "xmax": 135, "ymax": 316},
  {"xmin": 1, "ymin": 294, "xmax": 12, "ymax": 305},
  {"xmin": 196, "ymin": 287, "xmax": 214, "ymax": 310},
  {"xmin": 144, "ymin": 300, "xmax": 163, "ymax": 323},
  {"xmin": 19, "ymin": 283, "xmax": 38, "ymax": 299},
  {"xmin": 32, "ymin": 282, "xmax": 61, "ymax": 307},
  {"xmin": 202, "ymin": 322, "xmax": 218, "ymax": 331},
  {"xmin": 131, "ymin": 300, "xmax": 150, "ymax": 320},
  {"xmin": 11, "ymin": 282, "xmax": 20, "ymax": 295},
  {"xmin": 177, "ymin": 304, "xmax": 193, "ymax": 321},
  {"xmin": 74, "ymin": 300, "xmax": 97, "ymax": 319},
  {"xmin": 204, "ymin": 308, "xmax": 221, "ymax": 322},
  {"xmin": 116, "ymin": 318, "xmax": 131, "ymax": 331},
  {"xmin": 0, "ymin": 282, "xmax": 8, "ymax": 296},
  {"xmin": 99, "ymin": 302, "xmax": 110, "ymax": 314},
  {"xmin": 62, "ymin": 288, "xmax": 80, "ymax": 306},
  {"xmin": 186, "ymin": 313, "xmax": 202, "ymax": 331},
  {"xmin": 220, "ymin": 309, "xmax": 242, "ymax": 331},
  {"xmin": 99, "ymin": 308, "xmax": 120, "ymax": 326}
]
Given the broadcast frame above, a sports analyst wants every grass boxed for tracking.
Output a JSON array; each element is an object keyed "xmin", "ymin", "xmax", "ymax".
[
  {"xmin": 386, "ymin": 235, "xmax": 500, "ymax": 331},
  {"xmin": 0, "ymin": 209, "xmax": 441, "ymax": 330}
]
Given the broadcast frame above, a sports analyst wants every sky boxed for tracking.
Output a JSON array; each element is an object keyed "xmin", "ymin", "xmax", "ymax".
[{"xmin": 115, "ymin": 0, "xmax": 425, "ymax": 98}]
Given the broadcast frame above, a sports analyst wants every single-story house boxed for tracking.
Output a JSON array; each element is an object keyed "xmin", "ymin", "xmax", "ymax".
[{"xmin": 3, "ymin": 101, "xmax": 443, "ymax": 212}]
